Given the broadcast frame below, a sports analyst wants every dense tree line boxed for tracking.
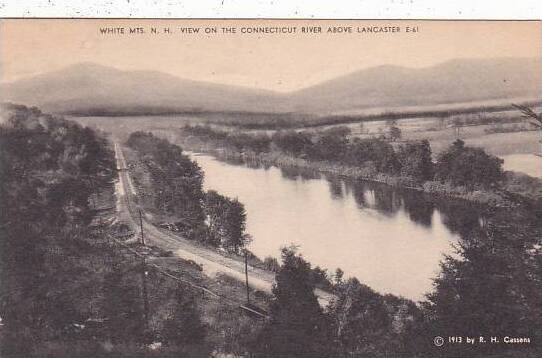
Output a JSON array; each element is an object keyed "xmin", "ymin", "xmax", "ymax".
[
  {"xmin": 0, "ymin": 104, "xmax": 209, "ymax": 357},
  {"xmin": 126, "ymin": 132, "xmax": 249, "ymax": 253},
  {"xmin": 126, "ymin": 131, "xmax": 206, "ymax": 238},
  {"xmin": 182, "ymin": 125, "xmax": 504, "ymax": 188}
]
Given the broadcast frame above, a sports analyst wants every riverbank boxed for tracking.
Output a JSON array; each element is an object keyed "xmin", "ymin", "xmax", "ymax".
[
  {"xmin": 121, "ymin": 140, "xmax": 338, "ymax": 295},
  {"xmin": 177, "ymin": 138, "xmax": 541, "ymax": 209}
]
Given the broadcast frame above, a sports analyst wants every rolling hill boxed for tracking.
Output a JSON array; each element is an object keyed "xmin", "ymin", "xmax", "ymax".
[
  {"xmin": 0, "ymin": 63, "xmax": 283, "ymax": 115},
  {"xmin": 289, "ymin": 57, "xmax": 542, "ymax": 113},
  {"xmin": 1, "ymin": 57, "xmax": 541, "ymax": 115}
]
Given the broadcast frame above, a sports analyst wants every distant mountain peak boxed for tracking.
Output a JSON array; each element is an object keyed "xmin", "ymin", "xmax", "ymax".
[{"xmin": 1, "ymin": 57, "xmax": 540, "ymax": 115}]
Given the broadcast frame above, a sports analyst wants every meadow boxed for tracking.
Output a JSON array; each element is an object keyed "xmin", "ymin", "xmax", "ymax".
[{"xmin": 72, "ymin": 103, "xmax": 542, "ymax": 157}]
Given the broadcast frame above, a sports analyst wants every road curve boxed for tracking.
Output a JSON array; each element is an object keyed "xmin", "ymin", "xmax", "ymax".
[{"xmin": 113, "ymin": 141, "xmax": 333, "ymax": 305}]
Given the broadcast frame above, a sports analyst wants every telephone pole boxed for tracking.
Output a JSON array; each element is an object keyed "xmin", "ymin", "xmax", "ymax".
[
  {"xmin": 244, "ymin": 249, "xmax": 250, "ymax": 304},
  {"xmin": 139, "ymin": 208, "xmax": 145, "ymax": 246},
  {"xmin": 141, "ymin": 255, "xmax": 149, "ymax": 339}
]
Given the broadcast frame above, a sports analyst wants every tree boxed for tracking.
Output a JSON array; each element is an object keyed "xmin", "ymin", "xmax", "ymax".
[
  {"xmin": 435, "ymin": 139, "xmax": 504, "ymax": 189},
  {"xmin": 204, "ymin": 190, "xmax": 248, "ymax": 252},
  {"xmin": 397, "ymin": 140, "xmax": 434, "ymax": 182},
  {"xmin": 162, "ymin": 287, "xmax": 207, "ymax": 347},
  {"xmin": 272, "ymin": 130, "xmax": 314, "ymax": 157},
  {"xmin": 253, "ymin": 247, "xmax": 333, "ymax": 358},
  {"xmin": 384, "ymin": 119, "xmax": 401, "ymax": 142},
  {"xmin": 334, "ymin": 268, "xmax": 345, "ymax": 286},
  {"xmin": 421, "ymin": 210, "xmax": 542, "ymax": 358},
  {"xmin": 311, "ymin": 132, "xmax": 349, "ymax": 162},
  {"xmin": 263, "ymin": 256, "xmax": 281, "ymax": 272},
  {"xmin": 388, "ymin": 125, "xmax": 402, "ymax": 142},
  {"xmin": 329, "ymin": 278, "xmax": 394, "ymax": 357},
  {"xmin": 513, "ymin": 104, "xmax": 542, "ymax": 149},
  {"xmin": 513, "ymin": 103, "xmax": 542, "ymax": 131},
  {"xmin": 345, "ymin": 138, "xmax": 401, "ymax": 174},
  {"xmin": 102, "ymin": 266, "xmax": 146, "ymax": 344}
]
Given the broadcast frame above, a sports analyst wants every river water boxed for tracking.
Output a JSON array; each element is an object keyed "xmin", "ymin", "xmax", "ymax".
[
  {"xmin": 501, "ymin": 153, "xmax": 542, "ymax": 178},
  {"xmin": 188, "ymin": 153, "xmax": 482, "ymax": 301}
]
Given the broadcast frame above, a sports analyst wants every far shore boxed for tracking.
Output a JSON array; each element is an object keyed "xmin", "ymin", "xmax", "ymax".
[{"xmin": 178, "ymin": 142, "xmax": 541, "ymax": 209}]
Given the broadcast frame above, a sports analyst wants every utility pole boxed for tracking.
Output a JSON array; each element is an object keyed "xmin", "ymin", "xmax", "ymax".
[
  {"xmin": 141, "ymin": 255, "xmax": 149, "ymax": 340},
  {"xmin": 99, "ymin": 214, "xmax": 105, "ymax": 242},
  {"xmin": 244, "ymin": 249, "xmax": 250, "ymax": 305},
  {"xmin": 139, "ymin": 208, "xmax": 145, "ymax": 246}
]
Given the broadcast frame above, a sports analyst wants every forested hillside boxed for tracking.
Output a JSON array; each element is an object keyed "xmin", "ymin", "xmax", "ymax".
[{"xmin": 0, "ymin": 104, "xmax": 210, "ymax": 357}]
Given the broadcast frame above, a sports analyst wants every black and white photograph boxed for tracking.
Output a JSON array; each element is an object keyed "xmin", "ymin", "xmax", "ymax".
[{"xmin": 0, "ymin": 18, "xmax": 541, "ymax": 357}]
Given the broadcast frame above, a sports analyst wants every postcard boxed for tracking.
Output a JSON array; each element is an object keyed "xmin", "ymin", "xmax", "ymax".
[{"xmin": 1, "ymin": 19, "xmax": 541, "ymax": 357}]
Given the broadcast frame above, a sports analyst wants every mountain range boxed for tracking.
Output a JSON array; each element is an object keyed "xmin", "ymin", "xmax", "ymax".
[{"xmin": 1, "ymin": 57, "xmax": 541, "ymax": 115}]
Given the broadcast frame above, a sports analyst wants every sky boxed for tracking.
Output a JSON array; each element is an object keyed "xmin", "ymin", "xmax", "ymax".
[{"xmin": 1, "ymin": 19, "xmax": 541, "ymax": 92}]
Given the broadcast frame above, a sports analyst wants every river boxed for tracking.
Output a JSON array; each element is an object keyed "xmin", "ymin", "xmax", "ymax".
[
  {"xmin": 501, "ymin": 153, "xmax": 542, "ymax": 178},
  {"xmin": 188, "ymin": 153, "xmax": 484, "ymax": 301},
  {"xmin": 70, "ymin": 116, "xmax": 536, "ymax": 301}
]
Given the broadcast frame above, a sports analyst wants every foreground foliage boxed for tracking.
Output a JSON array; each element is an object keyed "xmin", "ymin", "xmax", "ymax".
[{"xmin": 0, "ymin": 104, "xmax": 210, "ymax": 357}]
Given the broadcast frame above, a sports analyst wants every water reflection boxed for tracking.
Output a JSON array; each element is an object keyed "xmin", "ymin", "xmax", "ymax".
[
  {"xmin": 434, "ymin": 200, "xmax": 484, "ymax": 238},
  {"xmin": 400, "ymin": 190, "xmax": 435, "ymax": 228},
  {"xmin": 189, "ymin": 153, "xmax": 489, "ymax": 301},
  {"xmin": 345, "ymin": 180, "xmax": 436, "ymax": 225},
  {"xmin": 325, "ymin": 175, "xmax": 345, "ymax": 200},
  {"xmin": 280, "ymin": 165, "xmax": 322, "ymax": 181}
]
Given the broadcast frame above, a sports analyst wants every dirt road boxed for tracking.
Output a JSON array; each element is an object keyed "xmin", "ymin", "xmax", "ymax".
[{"xmin": 113, "ymin": 142, "xmax": 334, "ymax": 305}]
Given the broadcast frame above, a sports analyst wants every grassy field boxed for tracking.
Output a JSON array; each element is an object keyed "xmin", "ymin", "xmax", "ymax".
[
  {"xmin": 310, "ymin": 112, "xmax": 541, "ymax": 156},
  {"xmin": 71, "ymin": 103, "xmax": 542, "ymax": 158},
  {"xmin": 389, "ymin": 122, "xmax": 540, "ymax": 156},
  {"xmin": 428, "ymin": 130, "xmax": 540, "ymax": 156}
]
